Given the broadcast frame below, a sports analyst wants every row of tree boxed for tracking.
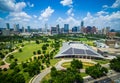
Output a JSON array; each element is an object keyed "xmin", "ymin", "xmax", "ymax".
[
  {"xmin": 43, "ymin": 59, "xmax": 83, "ymax": 83},
  {"xmin": 110, "ymin": 57, "xmax": 120, "ymax": 72},
  {"xmin": 86, "ymin": 63, "xmax": 108, "ymax": 79}
]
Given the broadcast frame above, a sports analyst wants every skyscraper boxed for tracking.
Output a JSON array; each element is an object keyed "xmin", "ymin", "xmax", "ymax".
[
  {"xmin": 80, "ymin": 21, "xmax": 84, "ymax": 33},
  {"xmin": 14, "ymin": 24, "xmax": 19, "ymax": 32},
  {"xmin": 44, "ymin": 24, "xmax": 47, "ymax": 34},
  {"xmin": 27, "ymin": 26, "xmax": 31, "ymax": 32},
  {"xmin": 72, "ymin": 26, "xmax": 79, "ymax": 32},
  {"xmin": 56, "ymin": 24, "xmax": 60, "ymax": 34},
  {"xmin": 64, "ymin": 24, "xmax": 69, "ymax": 33},
  {"xmin": 22, "ymin": 26, "xmax": 25, "ymax": 33},
  {"xmin": 81, "ymin": 21, "xmax": 84, "ymax": 27},
  {"xmin": 6, "ymin": 23, "xmax": 10, "ymax": 29}
]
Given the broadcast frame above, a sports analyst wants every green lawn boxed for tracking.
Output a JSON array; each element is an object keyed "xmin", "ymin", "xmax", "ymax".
[
  {"xmin": 61, "ymin": 62, "xmax": 71, "ymax": 68},
  {"xmin": 41, "ymin": 73, "xmax": 51, "ymax": 83},
  {"xmin": 61, "ymin": 62, "xmax": 94, "ymax": 69},
  {"xmin": 93, "ymin": 60, "xmax": 110, "ymax": 64},
  {"xmin": 80, "ymin": 73, "xmax": 88, "ymax": 77},
  {"xmin": 50, "ymin": 59, "xmax": 61, "ymax": 66},
  {"xmin": 6, "ymin": 42, "xmax": 52, "ymax": 63}
]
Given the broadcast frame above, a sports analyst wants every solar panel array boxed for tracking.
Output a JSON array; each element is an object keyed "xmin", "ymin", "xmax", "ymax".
[
  {"xmin": 62, "ymin": 48, "xmax": 73, "ymax": 54},
  {"xmin": 55, "ymin": 42, "xmax": 104, "ymax": 58},
  {"xmin": 62, "ymin": 48, "xmax": 98, "ymax": 56},
  {"xmin": 74, "ymin": 48, "xmax": 85, "ymax": 54},
  {"xmin": 86, "ymin": 50, "xmax": 98, "ymax": 55}
]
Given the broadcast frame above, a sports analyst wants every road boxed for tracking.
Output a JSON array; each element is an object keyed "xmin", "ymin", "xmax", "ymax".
[
  {"xmin": 32, "ymin": 67, "xmax": 51, "ymax": 83},
  {"xmin": 32, "ymin": 59, "xmax": 72, "ymax": 83},
  {"xmin": 31, "ymin": 59, "xmax": 96, "ymax": 83},
  {"xmin": 31, "ymin": 59, "xmax": 118, "ymax": 83}
]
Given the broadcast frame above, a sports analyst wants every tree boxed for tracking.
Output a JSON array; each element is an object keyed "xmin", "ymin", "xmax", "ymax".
[
  {"xmin": 42, "ymin": 45, "xmax": 47, "ymax": 50},
  {"xmin": 0, "ymin": 52, "xmax": 5, "ymax": 59},
  {"xmin": 49, "ymin": 67, "xmax": 83, "ymax": 83},
  {"xmin": 0, "ymin": 61, "xmax": 5, "ymax": 65},
  {"xmin": 9, "ymin": 54, "xmax": 14, "ymax": 60},
  {"xmin": 21, "ymin": 62, "xmax": 27, "ymax": 68},
  {"xmin": 110, "ymin": 57, "xmax": 120, "ymax": 72},
  {"xmin": 9, "ymin": 61, "xmax": 17, "ymax": 69},
  {"xmin": 26, "ymin": 61, "xmax": 40, "ymax": 76},
  {"xmin": 3, "ymin": 68, "xmax": 7, "ymax": 71},
  {"xmin": 86, "ymin": 63, "xmax": 108, "ymax": 79},
  {"xmin": 13, "ymin": 73, "xmax": 25, "ymax": 83},
  {"xmin": 33, "ymin": 51, "xmax": 36, "ymax": 55},
  {"xmin": 36, "ymin": 40, "xmax": 40, "ymax": 44},
  {"xmin": 18, "ymin": 40, "xmax": 23, "ymax": 43},
  {"xmin": 14, "ymin": 58, "xmax": 18, "ymax": 62},
  {"xmin": 37, "ymin": 50, "xmax": 41, "ymax": 54},
  {"xmin": 14, "ymin": 66, "xmax": 20, "ymax": 73},
  {"xmin": 71, "ymin": 59, "xmax": 83, "ymax": 69},
  {"xmin": 51, "ymin": 67, "xmax": 57, "ymax": 77},
  {"xmin": 19, "ymin": 48, "xmax": 22, "ymax": 52}
]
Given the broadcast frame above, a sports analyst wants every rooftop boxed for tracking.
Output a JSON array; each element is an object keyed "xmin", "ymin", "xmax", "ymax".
[{"xmin": 55, "ymin": 42, "xmax": 104, "ymax": 59}]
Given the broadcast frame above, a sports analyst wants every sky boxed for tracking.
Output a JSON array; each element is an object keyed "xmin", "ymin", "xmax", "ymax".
[{"xmin": 0, "ymin": 0, "xmax": 120, "ymax": 30}]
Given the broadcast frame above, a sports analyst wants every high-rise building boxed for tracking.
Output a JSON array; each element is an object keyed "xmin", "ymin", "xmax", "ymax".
[
  {"xmin": 27, "ymin": 26, "xmax": 31, "ymax": 32},
  {"xmin": 39, "ymin": 28, "xmax": 42, "ymax": 32},
  {"xmin": 72, "ymin": 26, "xmax": 79, "ymax": 32},
  {"xmin": 102, "ymin": 27, "xmax": 110, "ymax": 35},
  {"xmin": 80, "ymin": 21, "xmax": 84, "ymax": 33},
  {"xmin": 44, "ymin": 24, "xmax": 48, "ymax": 34},
  {"xmin": 86, "ymin": 26, "xmax": 92, "ymax": 34},
  {"xmin": 91, "ymin": 26, "xmax": 97, "ymax": 34},
  {"xmin": 2, "ymin": 29, "xmax": 10, "ymax": 36},
  {"xmin": 64, "ymin": 24, "xmax": 69, "ymax": 33},
  {"xmin": 6, "ymin": 23, "xmax": 10, "ymax": 29},
  {"xmin": 106, "ymin": 27, "xmax": 110, "ymax": 33},
  {"xmin": 14, "ymin": 24, "xmax": 19, "ymax": 32},
  {"xmin": 51, "ymin": 27, "xmax": 58, "ymax": 35},
  {"xmin": 56, "ymin": 24, "xmax": 60, "ymax": 34},
  {"xmin": 22, "ymin": 26, "xmax": 25, "ymax": 33},
  {"xmin": 81, "ymin": 21, "xmax": 84, "ymax": 27}
]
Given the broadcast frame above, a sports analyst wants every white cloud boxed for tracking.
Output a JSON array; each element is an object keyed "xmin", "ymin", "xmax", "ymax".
[
  {"xmin": 0, "ymin": 17, "xmax": 4, "ymax": 21},
  {"xmin": 111, "ymin": 0, "xmax": 120, "ymax": 8},
  {"xmin": 102, "ymin": 5, "xmax": 109, "ymax": 8},
  {"xmin": 83, "ymin": 11, "xmax": 120, "ymax": 29},
  {"xmin": 0, "ymin": 0, "xmax": 26, "ymax": 12},
  {"xmin": 60, "ymin": 0, "xmax": 73, "ymax": 6},
  {"xmin": 66, "ymin": 8, "xmax": 74, "ymax": 16},
  {"xmin": 33, "ymin": 15, "xmax": 37, "ymax": 18},
  {"xmin": 56, "ymin": 16, "xmax": 80, "ymax": 28},
  {"xmin": 27, "ymin": 2, "xmax": 34, "ymax": 7},
  {"xmin": 8, "ymin": 11, "xmax": 31, "ymax": 21},
  {"xmin": 96, "ymin": 11, "xmax": 108, "ymax": 16},
  {"xmin": 39, "ymin": 6, "xmax": 54, "ymax": 21}
]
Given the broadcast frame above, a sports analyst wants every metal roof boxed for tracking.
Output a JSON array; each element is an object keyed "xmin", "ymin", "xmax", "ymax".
[{"xmin": 54, "ymin": 42, "xmax": 104, "ymax": 58}]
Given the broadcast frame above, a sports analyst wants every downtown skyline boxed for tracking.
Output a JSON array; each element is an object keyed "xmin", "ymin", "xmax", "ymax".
[{"xmin": 0, "ymin": 0, "xmax": 120, "ymax": 30}]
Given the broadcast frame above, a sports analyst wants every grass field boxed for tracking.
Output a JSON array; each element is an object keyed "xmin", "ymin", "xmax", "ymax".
[
  {"xmin": 93, "ymin": 59, "xmax": 110, "ymax": 64},
  {"xmin": 61, "ymin": 62, "xmax": 94, "ymax": 69},
  {"xmin": 6, "ymin": 42, "xmax": 52, "ymax": 63},
  {"xmin": 50, "ymin": 59, "xmax": 61, "ymax": 66}
]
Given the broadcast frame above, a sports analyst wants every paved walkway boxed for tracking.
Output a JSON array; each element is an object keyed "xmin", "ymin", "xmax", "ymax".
[
  {"xmin": 31, "ymin": 59, "xmax": 97, "ymax": 83},
  {"xmin": 0, "ymin": 50, "xmax": 18, "ymax": 69},
  {"xmin": 2, "ymin": 50, "xmax": 18, "ymax": 64},
  {"xmin": 32, "ymin": 67, "xmax": 51, "ymax": 83}
]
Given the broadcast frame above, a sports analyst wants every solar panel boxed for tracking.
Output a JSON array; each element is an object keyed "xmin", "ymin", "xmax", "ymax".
[
  {"xmin": 62, "ymin": 48, "xmax": 73, "ymax": 54},
  {"xmin": 74, "ymin": 48, "xmax": 85, "ymax": 54},
  {"xmin": 86, "ymin": 50, "xmax": 98, "ymax": 55}
]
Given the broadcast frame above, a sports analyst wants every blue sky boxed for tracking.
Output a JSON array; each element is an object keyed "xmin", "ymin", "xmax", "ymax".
[{"xmin": 0, "ymin": 0, "xmax": 120, "ymax": 30}]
